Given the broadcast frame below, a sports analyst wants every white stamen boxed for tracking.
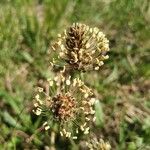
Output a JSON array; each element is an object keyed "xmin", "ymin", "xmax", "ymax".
[
  {"xmin": 84, "ymin": 93, "xmax": 89, "ymax": 98},
  {"xmin": 35, "ymin": 108, "xmax": 42, "ymax": 115},
  {"xmin": 85, "ymin": 117, "xmax": 90, "ymax": 121},
  {"xmin": 66, "ymin": 79, "xmax": 71, "ymax": 85},
  {"xmin": 43, "ymin": 121, "xmax": 48, "ymax": 126},
  {"xmin": 80, "ymin": 125, "xmax": 84, "ymax": 131},
  {"xmin": 76, "ymin": 128, "xmax": 78, "ymax": 134},
  {"xmin": 89, "ymin": 98, "xmax": 96, "ymax": 105},
  {"xmin": 84, "ymin": 127, "xmax": 90, "ymax": 134},
  {"xmin": 72, "ymin": 136, "xmax": 77, "ymax": 139},
  {"xmin": 34, "ymin": 103, "xmax": 39, "ymax": 107},
  {"xmin": 93, "ymin": 116, "xmax": 96, "ymax": 122},
  {"xmin": 94, "ymin": 66, "xmax": 99, "ymax": 70},
  {"xmin": 99, "ymin": 61, "xmax": 104, "ymax": 66},
  {"xmin": 50, "ymin": 81, "xmax": 54, "ymax": 86},
  {"xmin": 86, "ymin": 43, "xmax": 90, "ymax": 49},
  {"xmin": 45, "ymin": 126, "xmax": 50, "ymax": 130},
  {"xmin": 38, "ymin": 87, "xmax": 43, "ymax": 92}
]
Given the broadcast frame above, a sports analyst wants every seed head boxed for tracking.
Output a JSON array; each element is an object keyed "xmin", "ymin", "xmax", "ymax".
[
  {"xmin": 86, "ymin": 138, "xmax": 111, "ymax": 150},
  {"xmin": 51, "ymin": 23, "xmax": 109, "ymax": 71},
  {"xmin": 51, "ymin": 94, "xmax": 76, "ymax": 122},
  {"xmin": 33, "ymin": 72, "xmax": 96, "ymax": 138}
]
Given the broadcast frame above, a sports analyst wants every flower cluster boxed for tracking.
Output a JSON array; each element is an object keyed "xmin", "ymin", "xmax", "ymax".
[
  {"xmin": 51, "ymin": 23, "xmax": 109, "ymax": 71},
  {"xmin": 86, "ymin": 138, "xmax": 111, "ymax": 150},
  {"xmin": 33, "ymin": 23, "xmax": 109, "ymax": 140},
  {"xmin": 33, "ymin": 73, "xmax": 96, "ymax": 138}
]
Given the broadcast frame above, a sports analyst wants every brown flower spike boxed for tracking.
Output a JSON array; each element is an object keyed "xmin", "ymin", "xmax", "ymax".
[
  {"xmin": 52, "ymin": 23, "xmax": 109, "ymax": 71},
  {"xmin": 33, "ymin": 72, "xmax": 96, "ymax": 139}
]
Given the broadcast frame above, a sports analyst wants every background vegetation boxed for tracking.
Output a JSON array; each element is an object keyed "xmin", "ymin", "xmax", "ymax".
[{"xmin": 0, "ymin": 0, "xmax": 149, "ymax": 149}]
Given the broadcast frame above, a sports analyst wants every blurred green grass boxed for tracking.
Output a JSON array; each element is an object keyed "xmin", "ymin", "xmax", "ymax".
[{"xmin": 0, "ymin": 0, "xmax": 150, "ymax": 149}]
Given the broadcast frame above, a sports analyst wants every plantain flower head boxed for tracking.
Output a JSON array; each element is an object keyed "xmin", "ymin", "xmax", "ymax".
[
  {"xmin": 86, "ymin": 138, "xmax": 111, "ymax": 150},
  {"xmin": 51, "ymin": 23, "xmax": 109, "ymax": 71},
  {"xmin": 33, "ymin": 72, "xmax": 96, "ymax": 139}
]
